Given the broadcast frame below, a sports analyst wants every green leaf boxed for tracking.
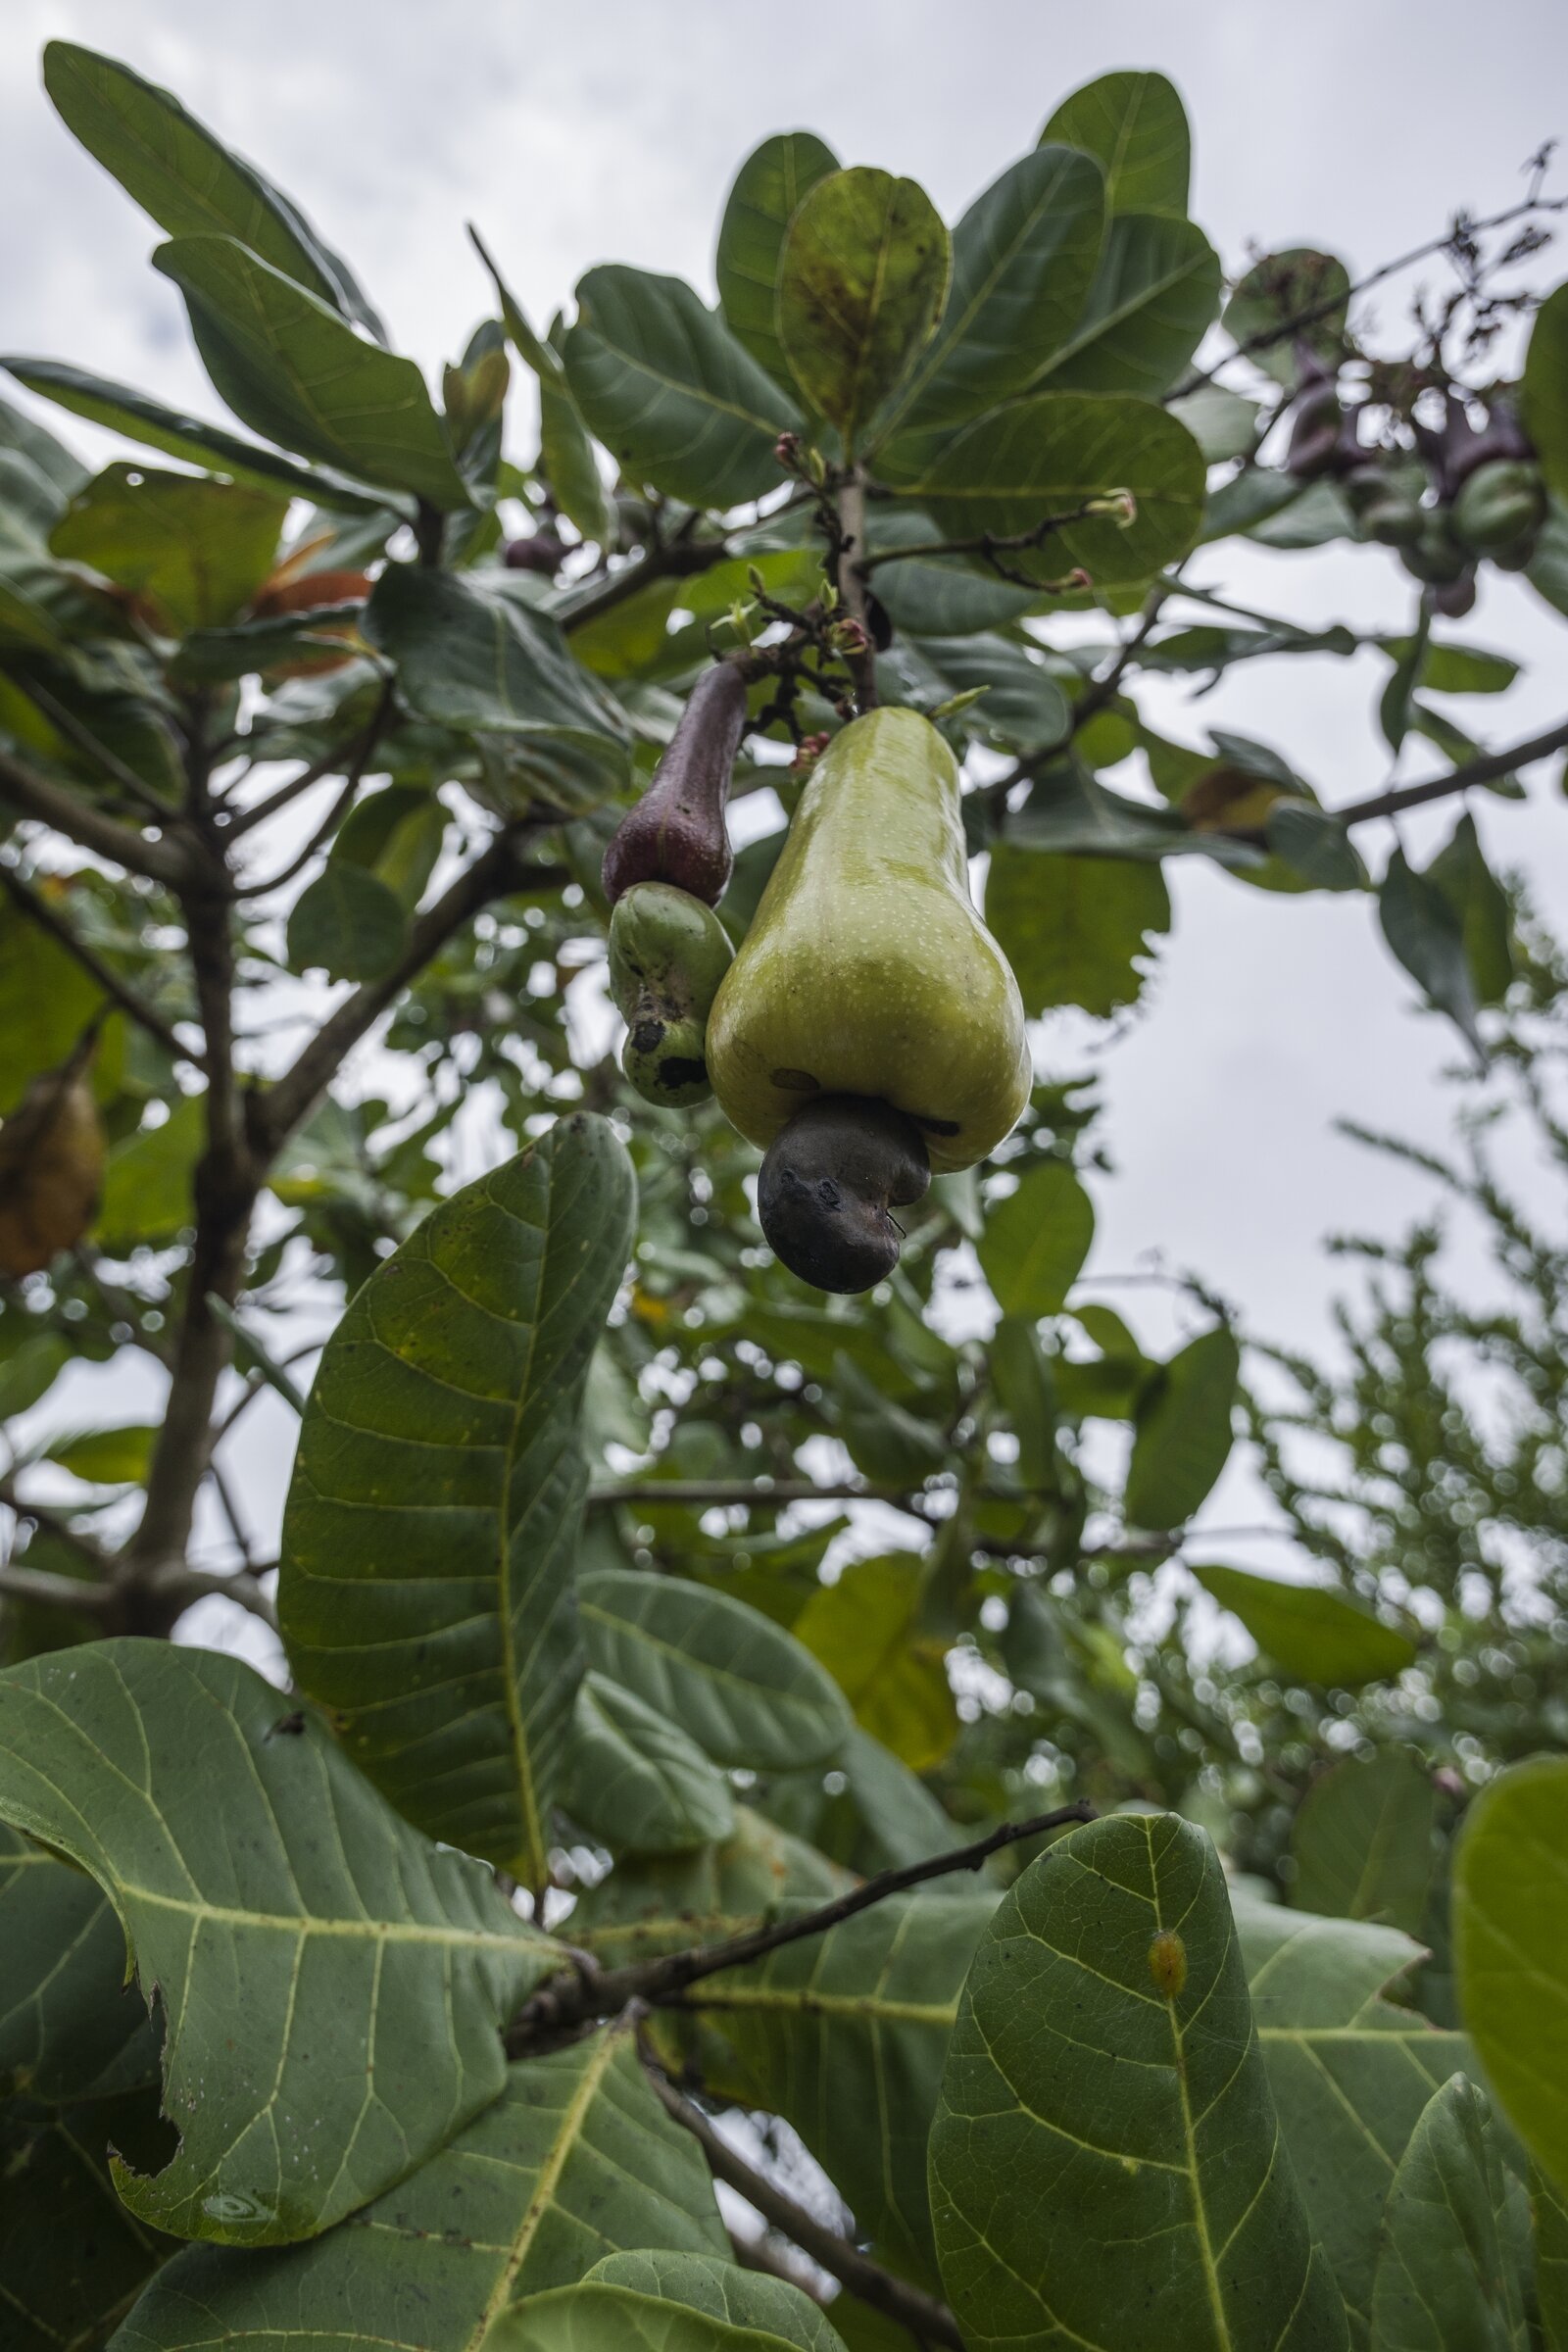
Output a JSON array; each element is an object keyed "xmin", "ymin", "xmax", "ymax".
[
  {"xmin": 363, "ymin": 564, "xmax": 630, "ymax": 811},
  {"xmin": 48, "ymin": 461, "xmax": 284, "ymax": 633},
  {"xmin": 1011, "ymin": 764, "xmax": 1261, "ymax": 867},
  {"xmin": 986, "ymin": 847, "xmax": 1171, "ymax": 1016},
  {"xmin": 0, "ymin": 1331, "xmax": 72, "ymax": 1423},
  {"xmin": 1036, "ymin": 215, "xmax": 1220, "ymax": 398},
  {"xmin": 331, "ymin": 782, "xmax": 445, "ymax": 910},
  {"xmin": 43, "ymin": 42, "xmax": 384, "ymax": 339},
  {"xmin": 95, "ymin": 1095, "xmax": 205, "ymax": 1249},
  {"xmin": 1040, "ymin": 72, "xmax": 1192, "ymax": 215},
  {"xmin": 491, "ymin": 2256, "xmax": 845, "ymax": 2352},
  {"xmin": 1239, "ymin": 1899, "xmax": 1484, "ymax": 2345},
  {"xmin": 831, "ymin": 1723, "xmax": 963, "ymax": 1874},
  {"xmin": 570, "ymin": 1805, "xmax": 847, "ymax": 1972},
  {"xmin": 0, "ymin": 1823, "xmax": 160, "ymax": 2100},
  {"xmin": 0, "ymin": 1642, "xmax": 554, "ymax": 2246},
  {"xmin": 1370, "ymin": 2073, "xmax": 1530, "ymax": 2352},
  {"xmin": 48, "ymin": 1422, "xmax": 157, "ymax": 1485},
  {"xmin": 470, "ymin": 232, "xmax": 616, "ymax": 547},
  {"xmin": 1379, "ymin": 846, "xmax": 1486, "ymax": 1064},
  {"xmin": 286, "ymin": 858, "xmax": 407, "ymax": 983},
  {"xmin": 979, "ymin": 1160, "xmax": 1095, "ymax": 1316},
  {"xmin": 0, "ymin": 358, "xmax": 388, "ymax": 511},
  {"xmin": 793, "ymin": 1553, "xmax": 957, "ymax": 1772},
  {"xmin": 1527, "ymin": 491, "xmax": 1568, "ymax": 620},
  {"xmin": 869, "ymin": 553, "xmax": 1039, "ymax": 637},
  {"xmin": 1454, "ymin": 1755, "xmax": 1568, "ymax": 2193},
  {"xmin": 151, "ymin": 236, "xmax": 472, "ymax": 511},
  {"xmin": 564, "ymin": 266, "xmax": 801, "ymax": 509},
  {"xmin": 0, "ymin": 904, "xmax": 110, "ymax": 1111},
  {"xmin": 696, "ymin": 1887, "xmax": 999, "ymax": 2284},
  {"xmin": 891, "ymin": 632, "xmax": 1070, "ymax": 757},
  {"xmin": 1266, "ymin": 802, "xmax": 1366, "ymax": 892},
  {"xmin": 877, "ymin": 148, "xmax": 1104, "ymax": 459},
  {"xmin": 1289, "ymin": 1752, "xmax": 1436, "ymax": 1936},
  {"xmin": 168, "ymin": 600, "xmax": 369, "ymax": 684},
  {"xmin": 1524, "ymin": 281, "xmax": 1568, "ymax": 505},
  {"xmin": 562, "ymin": 1671, "xmax": 736, "ymax": 1855},
  {"xmin": 1168, "ymin": 384, "xmax": 1262, "ymax": 463},
  {"xmin": 882, "ymin": 392, "xmax": 1205, "ymax": 587},
  {"xmin": 1426, "ymin": 812, "xmax": 1513, "ymax": 1006},
  {"xmin": 931, "ymin": 1813, "xmax": 1348, "ymax": 2351},
  {"xmin": 1193, "ymin": 1565, "xmax": 1417, "ymax": 1688},
  {"xmin": 0, "ymin": 387, "xmax": 88, "ymax": 497},
  {"xmin": 1224, "ymin": 249, "xmax": 1350, "ymax": 384},
  {"xmin": 716, "ymin": 131, "xmax": 842, "ymax": 391},
  {"xmin": 1123, "ymin": 1324, "xmax": 1240, "ymax": 1530},
  {"xmin": 0, "ymin": 2090, "xmax": 174, "ymax": 2347},
  {"xmin": 111, "ymin": 2030, "xmax": 729, "ymax": 2350},
  {"xmin": 776, "ymin": 168, "xmax": 951, "ymax": 453},
  {"xmin": 279, "ymin": 1116, "xmax": 636, "ymax": 1886},
  {"xmin": 576, "ymin": 1568, "xmax": 850, "ymax": 1771},
  {"xmin": 1537, "ymin": 2164, "xmax": 1568, "ymax": 2351}
]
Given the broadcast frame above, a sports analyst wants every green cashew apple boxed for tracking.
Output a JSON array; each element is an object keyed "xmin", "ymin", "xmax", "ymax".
[
  {"xmin": 707, "ymin": 705, "xmax": 1030, "ymax": 1285},
  {"xmin": 609, "ymin": 881, "xmax": 734, "ymax": 1108},
  {"xmin": 1450, "ymin": 459, "xmax": 1546, "ymax": 558}
]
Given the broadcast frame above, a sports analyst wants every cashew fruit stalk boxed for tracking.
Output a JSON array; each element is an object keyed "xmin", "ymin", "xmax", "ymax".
[{"xmin": 602, "ymin": 659, "xmax": 747, "ymax": 907}]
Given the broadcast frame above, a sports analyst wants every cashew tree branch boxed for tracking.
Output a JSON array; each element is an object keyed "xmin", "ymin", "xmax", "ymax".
[{"xmin": 0, "ymin": 748, "xmax": 191, "ymax": 886}]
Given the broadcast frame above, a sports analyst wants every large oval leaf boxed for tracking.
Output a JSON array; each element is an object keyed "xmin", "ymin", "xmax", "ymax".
[
  {"xmin": 50, "ymin": 463, "xmax": 285, "ymax": 633},
  {"xmin": 1369, "ymin": 2073, "xmax": 1531, "ymax": 2352},
  {"xmin": 561, "ymin": 1672, "xmax": 737, "ymax": 1856},
  {"xmin": 4, "ymin": 2089, "xmax": 175, "ymax": 2346},
  {"xmin": 1454, "ymin": 1755, "xmax": 1568, "ymax": 2194},
  {"xmin": 1035, "ymin": 214, "xmax": 1220, "ymax": 397},
  {"xmin": 493, "ymin": 2254, "xmax": 845, "ymax": 2352},
  {"xmin": 1524, "ymin": 282, "xmax": 1568, "ymax": 505},
  {"xmin": 695, "ymin": 1888, "xmax": 999, "ymax": 2285},
  {"xmin": 881, "ymin": 392, "xmax": 1205, "ymax": 586},
  {"xmin": 577, "ymin": 1568, "xmax": 851, "ymax": 1770},
  {"xmin": 44, "ymin": 42, "xmax": 384, "ymax": 339},
  {"xmin": 569, "ymin": 1805, "xmax": 849, "ymax": 1970},
  {"xmin": 0, "ymin": 359, "xmax": 388, "ymax": 512},
  {"xmin": 151, "ymin": 236, "xmax": 472, "ymax": 510},
  {"xmin": 978, "ymin": 1160, "xmax": 1095, "ymax": 1317},
  {"xmin": 564, "ymin": 266, "xmax": 801, "ymax": 510},
  {"xmin": 279, "ymin": 1114, "xmax": 636, "ymax": 1887},
  {"xmin": 1193, "ymin": 1563, "xmax": 1417, "ymax": 1690},
  {"xmin": 716, "ymin": 132, "xmax": 841, "ymax": 391},
  {"xmin": 1288, "ymin": 1751, "xmax": 1435, "ymax": 1936},
  {"xmin": 1239, "ymin": 1898, "xmax": 1478, "ymax": 2347},
  {"xmin": 363, "ymin": 564, "xmax": 631, "ymax": 813},
  {"xmin": 986, "ymin": 846, "xmax": 1171, "ymax": 1017},
  {"xmin": 111, "ymin": 2031, "xmax": 728, "ymax": 2349},
  {"xmin": 777, "ymin": 168, "xmax": 951, "ymax": 455},
  {"xmin": 1040, "ymin": 71, "xmax": 1193, "ymax": 215},
  {"xmin": 0, "ymin": 1642, "xmax": 553, "ymax": 2247},
  {"xmin": 930, "ymin": 1813, "xmax": 1348, "ymax": 2350},
  {"xmin": 871, "ymin": 147, "xmax": 1104, "ymax": 464}
]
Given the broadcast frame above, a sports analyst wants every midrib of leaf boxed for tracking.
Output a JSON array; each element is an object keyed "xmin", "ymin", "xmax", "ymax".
[
  {"xmin": 101, "ymin": 1882, "xmax": 528, "ymax": 1951},
  {"xmin": 1033, "ymin": 243, "xmax": 1207, "ymax": 386},
  {"xmin": 465, "ymin": 2029, "xmax": 621, "ymax": 2350},
  {"xmin": 589, "ymin": 315, "xmax": 779, "ymax": 436},
  {"xmin": 1151, "ymin": 1822, "xmax": 1233, "ymax": 2352},
  {"xmin": 691, "ymin": 1987, "xmax": 956, "ymax": 2027}
]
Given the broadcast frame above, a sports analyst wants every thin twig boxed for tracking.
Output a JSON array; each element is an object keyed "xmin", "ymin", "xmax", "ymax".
[
  {"xmin": 0, "ymin": 1478, "xmax": 108, "ymax": 1568},
  {"xmin": 0, "ymin": 1561, "xmax": 113, "ymax": 1614},
  {"xmin": 221, "ymin": 696, "xmax": 394, "ymax": 842},
  {"xmin": 507, "ymin": 1800, "xmax": 1094, "ymax": 2048},
  {"xmin": 0, "ymin": 748, "xmax": 190, "ymax": 886},
  {"xmin": 641, "ymin": 2052, "xmax": 964, "ymax": 2350},
  {"xmin": 0, "ymin": 865, "xmax": 199, "ymax": 1068},
  {"xmin": 233, "ymin": 680, "xmax": 397, "ymax": 898},
  {"xmin": 1328, "ymin": 716, "xmax": 1568, "ymax": 830}
]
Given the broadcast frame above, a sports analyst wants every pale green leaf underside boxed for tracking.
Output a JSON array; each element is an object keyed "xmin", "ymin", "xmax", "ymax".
[
  {"xmin": 1370, "ymin": 2073, "xmax": 1530, "ymax": 2352},
  {"xmin": 279, "ymin": 1117, "xmax": 637, "ymax": 1884},
  {"xmin": 561, "ymin": 1671, "xmax": 736, "ymax": 1855},
  {"xmin": 111, "ymin": 2030, "xmax": 727, "ymax": 2349},
  {"xmin": 0, "ymin": 1642, "xmax": 553, "ymax": 2247}
]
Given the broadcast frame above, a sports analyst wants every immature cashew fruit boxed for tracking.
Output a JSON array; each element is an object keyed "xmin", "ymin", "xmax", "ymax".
[
  {"xmin": 0, "ymin": 1046, "xmax": 105, "ymax": 1278},
  {"xmin": 707, "ymin": 707, "xmax": 1030, "ymax": 1289},
  {"xmin": 1345, "ymin": 464, "xmax": 1425, "ymax": 548},
  {"xmin": 609, "ymin": 881, "xmax": 733, "ymax": 1108},
  {"xmin": 1450, "ymin": 459, "xmax": 1546, "ymax": 558},
  {"xmin": 602, "ymin": 660, "xmax": 747, "ymax": 907}
]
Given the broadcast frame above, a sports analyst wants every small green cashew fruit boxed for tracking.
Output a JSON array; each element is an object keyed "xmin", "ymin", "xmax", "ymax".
[
  {"xmin": 1450, "ymin": 459, "xmax": 1547, "ymax": 558},
  {"xmin": 1399, "ymin": 510, "xmax": 1470, "ymax": 587},
  {"xmin": 609, "ymin": 881, "xmax": 734, "ymax": 1108}
]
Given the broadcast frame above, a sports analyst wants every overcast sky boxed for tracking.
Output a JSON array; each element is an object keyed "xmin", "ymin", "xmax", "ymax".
[{"xmin": 3, "ymin": 0, "xmax": 1567, "ymax": 1616}]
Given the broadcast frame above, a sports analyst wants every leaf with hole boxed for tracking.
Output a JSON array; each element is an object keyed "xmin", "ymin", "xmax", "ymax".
[
  {"xmin": 0, "ymin": 1642, "xmax": 555, "ymax": 2246},
  {"xmin": 777, "ymin": 168, "xmax": 951, "ymax": 454},
  {"xmin": 279, "ymin": 1115, "xmax": 635, "ymax": 1886},
  {"xmin": 930, "ymin": 1812, "xmax": 1347, "ymax": 2350},
  {"xmin": 111, "ymin": 2030, "xmax": 729, "ymax": 2350}
]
